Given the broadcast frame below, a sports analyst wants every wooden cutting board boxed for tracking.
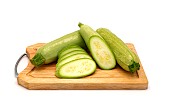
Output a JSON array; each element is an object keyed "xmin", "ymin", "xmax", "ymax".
[{"xmin": 17, "ymin": 43, "xmax": 148, "ymax": 90}]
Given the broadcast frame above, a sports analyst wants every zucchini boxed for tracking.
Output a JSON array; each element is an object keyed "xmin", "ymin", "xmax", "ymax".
[
  {"xmin": 58, "ymin": 50, "xmax": 87, "ymax": 62},
  {"xmin": 58, "ymin": 45, "xmax": 86, "ymax": 58},
  {"xmin": 56, "ymin": 45, "xmax": 96, "ymax": 78},
  {"xmin": 30, "ymin": 31, "xmax": 86, "ymax": 67},
  {"xmin": 78, "ymin": 23, "xmax": 116, "ymax": 69},
  {"xmin": 96, "ymin": 28, "xmax": 140, "ymax": 73},
  {"xmin": 56, "ymin": 53, "xmax": 92, "ymax": 69},
  {"xmin": 56, "ymin": 58, "xmax": 96, "ymax": 78}
]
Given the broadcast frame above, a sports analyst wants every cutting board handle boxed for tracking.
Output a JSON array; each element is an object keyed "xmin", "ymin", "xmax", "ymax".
[{"xmin": 15, "ymin": 53, "xmax": 28, "ymax": 78}]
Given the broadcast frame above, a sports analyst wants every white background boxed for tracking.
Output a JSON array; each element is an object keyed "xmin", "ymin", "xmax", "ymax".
[{"xmin": 0, "ymin": 0, "xmax": 170, "ymax": 108}]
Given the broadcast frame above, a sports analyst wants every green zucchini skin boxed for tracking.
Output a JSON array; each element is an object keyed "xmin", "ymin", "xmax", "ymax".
[
  {"xmin": 78, "ymin": 23, "xmax": 116, "ymax": 69},
  {"xmin": 96, "ymin": 28, "xmax": 140, "ymax": 73},
  {"xmin": 31, "ymin": 31, "xmax": 86, "ymax": 67}
]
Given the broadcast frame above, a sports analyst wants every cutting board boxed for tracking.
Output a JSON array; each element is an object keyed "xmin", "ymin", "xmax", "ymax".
[{"xmin": 17, "ymin": 43, "xmax": 148, "ymax": 90}]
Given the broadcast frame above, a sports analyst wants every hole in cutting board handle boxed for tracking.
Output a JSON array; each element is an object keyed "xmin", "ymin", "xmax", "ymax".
[{"xmin": 15, "ymin": 54, "xmax": 29, "ymax": 78}]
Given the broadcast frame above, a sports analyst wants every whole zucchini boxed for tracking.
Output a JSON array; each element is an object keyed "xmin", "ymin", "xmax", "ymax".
[
  {"xmin": 96, "ymin": 28, "xmax": 140, "ymax": 73},
  {"xmin": 31, "ymin": 31, "xmax": 86, "ymax": 67}
]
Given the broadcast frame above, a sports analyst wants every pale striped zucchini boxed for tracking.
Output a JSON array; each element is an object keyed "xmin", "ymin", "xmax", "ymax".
[
  {"xmin": 96, "ymin": 28, "xmax": 140, "ymax": 73},
  {"xmin": 31, "ymin": 31, "xmax": 86, "ymax": 67}
]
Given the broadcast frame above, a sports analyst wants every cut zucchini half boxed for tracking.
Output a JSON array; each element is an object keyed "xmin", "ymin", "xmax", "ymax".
[
  {"xmin": 56, "ymin": 58, "xmax": 96, "ymax": 78},
  {"xmin": 89, "ymin": 36, "xmax": 116, "ymax": 69},
  {"xmin": 78, "ymin": 23, "xmax": 116, "ymax": 69}
]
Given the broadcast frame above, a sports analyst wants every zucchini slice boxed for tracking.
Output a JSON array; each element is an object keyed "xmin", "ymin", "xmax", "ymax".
[
  {"xmin": 56, "ymin": 53, "xmax": 92, "ymax": 69},
  {"xmin": 58, "ymin": 45, "xmax": 81, "ymax": 57},
  {"xmin": 58, "ymin": 46, "xmax": 86, "ymax": 58},
  {"xmin": 56, "ymin": 58, "xmax": 96, "ymax": 78},
  {"xmin": 58, "ymin": 50, "xmax": 87, "ymax": 62}
]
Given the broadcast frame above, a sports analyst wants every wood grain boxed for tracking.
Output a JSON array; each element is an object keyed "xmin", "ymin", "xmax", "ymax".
[{"xmin": 17, "ymin": 43, "xmax": 148, "ymax": 90}]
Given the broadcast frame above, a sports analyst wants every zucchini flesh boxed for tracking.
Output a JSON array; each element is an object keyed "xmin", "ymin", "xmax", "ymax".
[
  {"xmin": 56, "ymin": 58, "xmax": 96, "ymax": 78},
  {"xmin": 78, "ymin": 23, "xmax": 116, "ymax": 69},
  {"xmin": 30, "ymin": 31, "xmax": 86, "ymax": 67},
  {"xmin": 89, "ymin": 36, "xmax": 116, "ymax": 69},
  {"xmin": 96, "ymin": 28, "xmax": 140, "ymax": 73}
]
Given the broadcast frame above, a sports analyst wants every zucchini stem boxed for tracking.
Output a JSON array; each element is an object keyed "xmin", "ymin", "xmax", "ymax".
[
  {"xmin": 78, "ymin": 22, "xmax": 84, "ymax": 27},
  {"xmin": 30, "ymin": 53, "xmax": 45, "ymax": 67}
]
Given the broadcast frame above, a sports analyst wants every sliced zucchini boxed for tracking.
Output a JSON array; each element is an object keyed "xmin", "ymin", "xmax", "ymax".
[
  {"xmin": 56, "ymin": 58, "xmax": 96, "ymax": 78},
  {"xmin": 58, "ymin": 45, "xmax": 81, "ymax": 57},
  {"xmin": 58, "ymin": 46, "xmax": 86, "ymax": 58},
  {"xmin": 56, "ymin": 53, "xmax": 92, "ymax": 69},
  {"xmin": 58, "ymin": 50, "xmax": 87, "ymax": 62}
]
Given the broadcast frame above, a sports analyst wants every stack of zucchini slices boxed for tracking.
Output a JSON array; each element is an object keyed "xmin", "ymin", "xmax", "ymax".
[{"xmin": 55, "ymin": 45, "xmax": 96, "ymax": 78}]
